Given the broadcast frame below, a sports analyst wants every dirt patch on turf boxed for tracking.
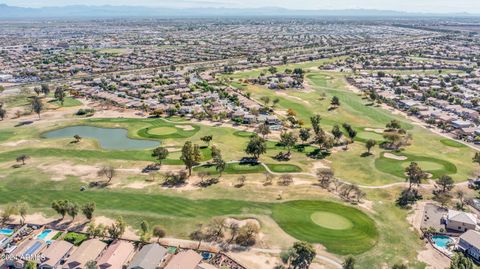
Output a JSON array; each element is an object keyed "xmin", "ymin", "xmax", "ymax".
[
  {"xmin": 224, "ymin": 217, "xmax": 261, "ymax": 228},
  {"xmin": 38, "ymin": 162, "xmax": 99, "ymax": 181},
  {"xmin": 123, "ymin": 181, "xmax": 157, "ymax": 189},
  {"xmin": 364, "ymin": 127, "xmax": 384, "ymax": 134},
  {"xmin": 1, "ymin": 139, "xmax": 31, "ymax": 147},
  {"xmin": 384, "ymin": 152, "xmax": 408, "ymax": 161},
  {"xmin": 417, "ymin": 244, "xmax": 450, "ymax": 269},
  {"xmin": 175, "ymin": 124, "xmax": 195, "ymax": 131},
  {"xmin": 91, "ymin": 216, "xmax": 139, "ymax": 240}
]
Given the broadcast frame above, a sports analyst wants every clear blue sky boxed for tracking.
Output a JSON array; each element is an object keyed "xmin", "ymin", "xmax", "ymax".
[{"xmin": 2, "ymin": 0, "xmax": 479, "ymax": 13}]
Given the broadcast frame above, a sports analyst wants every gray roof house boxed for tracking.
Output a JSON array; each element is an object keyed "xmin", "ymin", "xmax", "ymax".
[
  {"xmin": 127, "ymin": 243, "xmax": 167, "ymax": 269},
  {"xmin": 458, "ymin": 230, "xmax": 480, "ymax": 261}
]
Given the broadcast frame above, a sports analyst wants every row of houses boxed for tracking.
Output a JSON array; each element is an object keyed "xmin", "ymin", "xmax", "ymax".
[{"xmin": 0, "ymin": 225, "xmax": 240, "ymax": 269}]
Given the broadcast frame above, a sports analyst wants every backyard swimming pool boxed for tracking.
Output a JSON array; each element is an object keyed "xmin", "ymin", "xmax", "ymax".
[
  {"xmin": 36, "ymin": 229, "xmax": 52, "ymax": 240},
  {"xmin": 432, "ymin": 235, "xmax": 453, "ymax": 249},
  {"xmin": 0, "ymin": 229, "xmax": 14, "ymax": 236}
]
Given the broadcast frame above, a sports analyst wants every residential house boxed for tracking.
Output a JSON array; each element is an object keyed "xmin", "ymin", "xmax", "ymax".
[
  {"xmin": 127, "ymin": 243, "xmax": 167, "ymax": 269},
  {"xmin": 39, "ymin": 240, "xmax": 74, "ymax": 269},
  {"xmin": 62, "ymin": 239, "xmax": 107, "ymax": 269},
  {"xmin": 164, "ymin": 250, "xmax": 202, "ymax": 269},
  {"xmin": 97, "ymin": 240, "xmax": 135, "ymax": 269},
  {"xmin": 445, "ymin": 209, "xmax": 477, "ymax": 232},
  {"xmin": 458, "ymin": 230, "xmax": 480, "ymax": 261}
]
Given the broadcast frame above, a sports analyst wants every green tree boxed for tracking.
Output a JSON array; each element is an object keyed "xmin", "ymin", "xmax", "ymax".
[
  {"xmin": 153, "ymin": 225, "xmax": 166, "ymax": 242},
  {"xmin": 31, "ymin": 96, "xmax": 43, "ymax": 119},
  {"xmin": 310, "ymin": 114, "xmax": 322, "ymax": 135},
  {"xmin": 260, "ymin": 96, "xmax": 270, "ymax": 106},
  {"xmin": 51, "ymin": 200, "xmax": 69, "ymax": 219},
  {"xmin": 16, "ymin": 154, "xmax": 30, "ymax": 165},
  {"xmin": 405, "ymin": 162, "xmax": 427, "ymax": 190},
  {"xmin": 67, "ymin": 202, "xmax": 79, "ymax": 220},
  {"xmin": 41, "ymin": 83, "xmax": 50, "ymax": 96},
  {"xmin": 473, "ymin": 152, "xmax": 480, "ymax": 166},
  {"xmin": 17, "ymin": 201, "xmax": 29, "ymax": 225},
  {"xmin": 152, "ymin": 147, "xmax": 169, "ymax": 165},
  {"xmin": 343, "ymin": 256, "xmax": 355, "ymax": 269},
  {"xmin": 299, "ymin": 128, "xmax": 311, "ymax": 144},
  {"xmin": 181, "ymin": 141, "xmax": 202, "ymax": 177},
  {"xmin": 450, "ymin": 252, "xmax": 473, "ymax": 269},
  {"xmin": 331, "ymin": 96, "xmax": 340, "ymax": 107},
  {"xmin": 255, "ymin": 122, "xmax": 271, "ymax": 138},
  {"xmin": 200, "ymin": 135, "xmax": 213, "ymax": 147},
  {"xmin": 331, "ymin": 125, "xmax": 343, "ymax": 144},
  {"xmin": 108, "ymin": 216, "xmax": 126, "ymax": 239},
  {"xmin": 279, "ymin": 131, "xmax": 297, "ymax": 154},
  {"xmin": 85, "ymin": 261, "xmax": 97, "ymax": 269},
  {"xmin": 82, "ymin": 202, "xmax": 96, "ymax": 221},
  {"xmin": 1, "ymin": 204, "xmax": 18, "ymax": 224},
  {"xmin": 365, "ymin": 139, "xmax": 377, "ymax": 154},
  {"xmin": 98, "ymin": 166, "xmax": 116, "ymax": 184},
  {"xmin": 436, "ymin": 175, "xmax": 454, "ymax": 193},
  {"xmin": 288, "ymin": 241, "xmax": 316, "ymax": 269},
  {"xmin": 0, "ymin": 102, "xmax": 6, "ymax": 120},
  {"xmin": 245, "ymin": 135, "xmax": 267, "ymax": 159},
  {"xmin": 25, "ymin": 261, "xmax": 37, "ymax": 269},
  {"xmin": 73, "ymin": 134, "xmax": 82, "ymax": 143},
  {"xmin": 392, "ymin": 264, "xmax": 408, "ymax": 269},
  {"xmin": 54, "ymin": 87, "xmax": 65, "ymax": 105}
]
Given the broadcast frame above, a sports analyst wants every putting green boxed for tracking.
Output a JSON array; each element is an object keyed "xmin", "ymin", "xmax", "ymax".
[
  {"xmin": 375, "ymin": 152, "xmax": 457, "ymax": 179},
  {"xmin": 271, "ymin": 200, "xmax": 378, "ymax": 255},
  {"xmin": 311, "ymin": 211, "xmax": 353, "ymax": 230},
  {"xmin": 147, "ymin": 126, "xmax": 178, "ymax": 135},
  {"xmin": 400, "ymin": 161, "xmax": 444, "ymax": 170}
]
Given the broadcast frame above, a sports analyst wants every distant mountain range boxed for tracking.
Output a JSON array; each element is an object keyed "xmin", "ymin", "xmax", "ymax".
[{"xmin": 0, "ymin": 4, "xmax": 478, "ymax": 19}]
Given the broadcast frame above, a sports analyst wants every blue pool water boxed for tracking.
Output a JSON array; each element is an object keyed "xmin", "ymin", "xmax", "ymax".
[
  {"xmin": 0, "ymin": 229, "xmax": 14, "ymax": 235},
  {"xmin": 432, "ymin": 235, "xmax": 452, "ymax": 248},
  {"xmin": 37, "ymin": 229, "xmax": 52, "ymax": 240}
]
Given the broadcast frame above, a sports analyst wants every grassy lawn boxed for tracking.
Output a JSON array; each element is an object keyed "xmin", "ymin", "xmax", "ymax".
[
  {"xmin": 375, "ymin": 152, "xmax": 457, "ymax": 179},
  {"xmin": 0, "ymin": 175, "xmax": 377, "ymax": 256},
  {"xmin": 47, "ymin": 97, "xmax": 83, "ymax": 107},
  {"xmin": 271, "ymin": 200, "xmax": 378, "ymax": 255},
  {"xmin": 440, "ymin": 139, "xmax": 467, "ymax": 148}
]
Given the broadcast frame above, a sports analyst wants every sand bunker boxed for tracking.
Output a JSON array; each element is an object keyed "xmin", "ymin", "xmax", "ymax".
[
  {"xmin": 175, "ymin": 125, "xmax": 195, "ymax": 131},
  {"xmin": 364, "ymin": 127, "xmax": 384, "ymax": 134},
  {"xmin": 384, "ymin": 153, "xmax": 408, "ymax": 161}
]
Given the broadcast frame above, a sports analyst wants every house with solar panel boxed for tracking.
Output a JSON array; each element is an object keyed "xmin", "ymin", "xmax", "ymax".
[{"xmin": 6, "ymin": 239, "xmax": 48, "ymax": 268}]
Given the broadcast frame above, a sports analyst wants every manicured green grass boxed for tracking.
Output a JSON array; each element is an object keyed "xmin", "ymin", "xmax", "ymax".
[
  {"xmin": 440, "ymin": 139, "xmax": 467, "ymax": 148},
  {"xmin": 0, "ymin": 147, "xmax": 212, "ymax": 165},
  {"xmin": 194, "ymin": 163, "xmax": 266, "ymax": 174},
  {"xmin": 271, "ymin": 200, "xmax": 378, "ymax": 255},
  {"xmin": 233, "ymin": 130, "xmax": 255, "ymax": 137},
  {"xmin": 148, "ymin": 126, "xmax": 178, "ymax": 135},
  {"xmin": 375, "ymin": 152, "xmax": 457, "ymax": 179},
  {"xmin": 48, "ymin": 97, "xmax": 83, "ymax": 107},
  {"xmin": 0, "ymin": 175, "xmax": 377, "ymax": 255},
  {"xmin": 0, "ymin": 130, "xmax": 14, "ymax": 142},
  {"xmin": 310, "ymin": 211, "xmax": 353, "ymax": 230},
  {"xmin": 266, "ymin": 163, "xmax": 302, "ymax": 173}
]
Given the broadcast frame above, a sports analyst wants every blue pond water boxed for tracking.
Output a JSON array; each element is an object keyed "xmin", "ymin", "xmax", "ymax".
[{"xmin": 43, "ymin": 126, "xmax": 159, "ymax": 150}]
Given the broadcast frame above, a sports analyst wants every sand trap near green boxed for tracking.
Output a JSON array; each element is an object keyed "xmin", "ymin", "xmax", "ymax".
[
  {"xmin": 147, "ymin": 126, "xmax": 178, "ymax": 135},
  {"xmin": 311, "ymin": 211, "xmax": 354, "ymax": 230}
]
